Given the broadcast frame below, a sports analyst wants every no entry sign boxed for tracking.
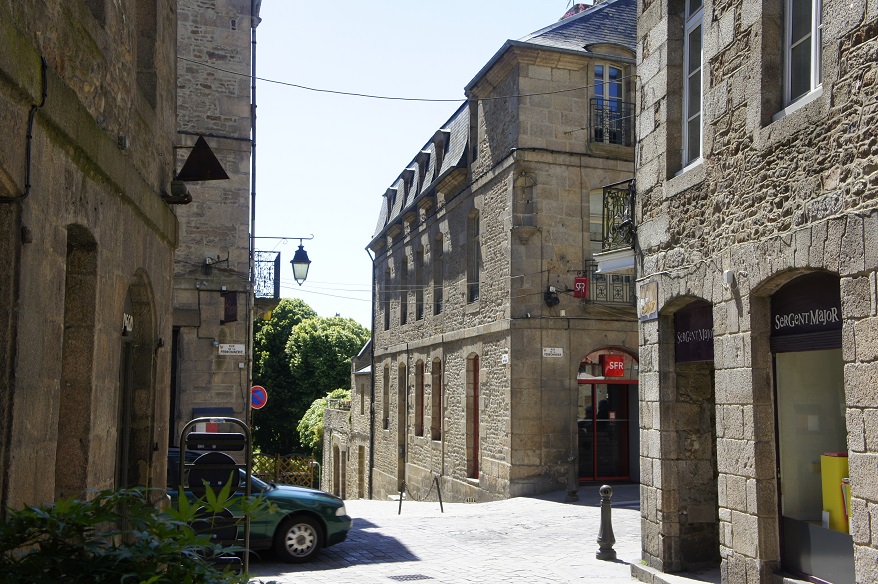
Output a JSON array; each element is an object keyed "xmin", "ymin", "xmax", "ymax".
[{"xmin": 251, "ymin": 385, "xmax": 268, "ymax": 409}]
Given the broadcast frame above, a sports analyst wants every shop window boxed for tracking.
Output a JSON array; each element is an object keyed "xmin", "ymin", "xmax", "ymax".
[{"xmin": 771, "ymin": 272, "xmax": 853, "ymax": 583}]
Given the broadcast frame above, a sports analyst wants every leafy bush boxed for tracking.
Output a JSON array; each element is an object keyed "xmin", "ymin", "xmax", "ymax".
[
  {"xmin": 298, "ymin": 388, "xmax": 351, "ymax": 453},
  {"xmin": 0, "ymin": 488, "xmax": 264, "ymax": 584}
]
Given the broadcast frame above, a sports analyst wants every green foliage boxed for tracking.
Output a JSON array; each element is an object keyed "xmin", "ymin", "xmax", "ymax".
[
  {"xmin": 298, "ymin": 388, "xmax": 351, "ymax": 452},
  {"xmin": 252, "ymin": 303, "xmax": 369, "ymax": 456},
  {"xmin": 252, "ymin": 298, "xmax": 317, "ymax": 453},
  {"xmin": 286, "ymin": 316, "xmax": 370, "ymax": 397},
  {"xmin": 0, "ymin": 489, "xmax": 253, "ymax": 584}
]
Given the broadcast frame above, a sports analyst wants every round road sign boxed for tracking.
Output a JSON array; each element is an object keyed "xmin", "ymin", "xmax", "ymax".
[{"xmin": 251, "ymin": 385, "xmax": 268, "ymax": 409}]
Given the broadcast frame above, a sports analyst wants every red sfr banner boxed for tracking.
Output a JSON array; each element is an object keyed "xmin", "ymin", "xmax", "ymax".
[
  {"xmin": 574, "ymin": 277, "xmax": 589, "ymax": 299},
  {"xmin": 601, "ymin": 354, "xmax": 625, "ymax": 377}
]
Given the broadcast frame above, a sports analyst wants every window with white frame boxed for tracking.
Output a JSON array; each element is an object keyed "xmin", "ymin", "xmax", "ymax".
[
  {"xmin": 785, "ymin": 0, "xmax": 822, "ymax": 105},
  {"xmin": 593, "ymin": 63, "xmax": 628, "ymax": 145},
  {"xmin": 467, "ymin": 212, "xmax": 481, "ymax": 303},
  {"xmin": 683, "ymin": 0, "xmax": 703, "ymax": 167}
]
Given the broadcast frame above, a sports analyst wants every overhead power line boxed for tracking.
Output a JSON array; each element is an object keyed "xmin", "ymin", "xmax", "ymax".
[{"xmin": 178, "ymin": 56, "xmax": 637, "ymax": 104}]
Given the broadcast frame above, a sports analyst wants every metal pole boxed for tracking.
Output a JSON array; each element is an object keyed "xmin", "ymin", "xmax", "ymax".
[
  {"xmin": 435, "ymin": 476, "xmax": 444, "ymax": 513},
  {"xmin": 596, "ymin": 484, "xmax": 617, "ymax": 560}
]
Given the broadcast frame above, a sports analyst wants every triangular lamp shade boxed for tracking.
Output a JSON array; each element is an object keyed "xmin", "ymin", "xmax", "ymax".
[{"xmin": 176, "ymin": 135, "xmax": 230, "ymax": 181}]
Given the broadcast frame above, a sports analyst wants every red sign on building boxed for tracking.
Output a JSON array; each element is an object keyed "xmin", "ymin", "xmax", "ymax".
[
  {"xmin": 573, "ymin": 277, "xmax": 589, "ymax": 299},
  {"xmin": 601, "ymin": 354, "xmax": 625, "ymax": 377}
]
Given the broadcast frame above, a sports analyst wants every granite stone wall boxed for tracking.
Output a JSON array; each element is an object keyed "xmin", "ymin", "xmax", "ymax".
[{"xmin": 635, "ymin": 0, "xmax": 878, "ymax": 581}]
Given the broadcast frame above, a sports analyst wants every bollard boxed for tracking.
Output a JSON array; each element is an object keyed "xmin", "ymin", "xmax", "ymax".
[{"xmin": 596, "ymin": 484, "xmax": 616, "ymax": 561}]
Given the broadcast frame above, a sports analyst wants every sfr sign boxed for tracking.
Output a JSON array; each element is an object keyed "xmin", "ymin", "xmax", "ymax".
[{"xmin": 601, "ymin": 354, "xmax": 625, "ymax": 377}]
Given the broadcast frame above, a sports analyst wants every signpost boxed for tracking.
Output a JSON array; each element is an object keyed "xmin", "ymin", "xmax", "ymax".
[{"xmin": 251, "ymin": 385, "xmax": 268, "ymax": 409}]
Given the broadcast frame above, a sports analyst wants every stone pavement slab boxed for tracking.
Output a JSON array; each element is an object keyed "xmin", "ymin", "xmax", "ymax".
[{"xmin": 248, "ymin": 484, "xmax": 648, "ymax": 584}]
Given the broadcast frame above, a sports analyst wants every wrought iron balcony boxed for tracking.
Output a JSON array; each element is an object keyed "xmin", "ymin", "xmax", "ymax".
[
  {"xmin": 582, "ymin": 259, "xmax": 635, "ymax": 306},
  {"xmin": 590, "ymin": 98, "xmax": 634, "ymax": 147},
  {"xmin": 601, "ymin": 179, "xmax": 635, "ymax": 252},
  {"xmin": 253, "ymin": 251, "xmax": 281, "ymax": 299}
]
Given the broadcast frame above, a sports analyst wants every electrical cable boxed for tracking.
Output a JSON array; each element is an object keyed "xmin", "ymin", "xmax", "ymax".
[{"xmin": 177, "ymin": 56, "xmax": 638, "ymax": 104}]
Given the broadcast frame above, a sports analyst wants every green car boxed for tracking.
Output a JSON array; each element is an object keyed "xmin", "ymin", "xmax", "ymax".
[{"xmin": 167, "ymin": 449, "xmax": 351, "ymax": 563}]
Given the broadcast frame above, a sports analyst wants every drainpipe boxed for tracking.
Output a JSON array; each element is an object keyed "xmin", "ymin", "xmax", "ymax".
[
  {"xmin": 367, "ymin": 248, "xmax": 376, "ymax": 499},
  {"xmin": 1, "ymin": 56, "xmax": 48, "ymax": 204},
  {"xmin": 246, "ymin": 0, "xmax": 259, "ymax": 429}
]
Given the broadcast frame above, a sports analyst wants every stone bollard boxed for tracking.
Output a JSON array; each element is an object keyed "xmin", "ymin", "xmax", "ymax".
[{"xmin": 596, "ymin": 484, "xmax": 616, "ymax": 561}]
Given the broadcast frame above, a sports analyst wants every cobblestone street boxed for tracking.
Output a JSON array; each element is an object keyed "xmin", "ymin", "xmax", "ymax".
[{"xmin": 248, "ymin": 484, "xmax": 647, "ymax": 584}]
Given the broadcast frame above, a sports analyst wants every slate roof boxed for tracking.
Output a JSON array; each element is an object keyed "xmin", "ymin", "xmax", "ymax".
[
  {"xmin": 518, "ymin": 0, "xmax": 636, "ymax": 54},
  {"xmin": 369, "ymin": 0, "xmax": 636, "ymax": 243}
]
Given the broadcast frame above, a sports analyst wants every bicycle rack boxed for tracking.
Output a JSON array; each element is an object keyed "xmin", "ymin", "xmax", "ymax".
[{"xmin": 178, "ymin": 417, "xmax": 252, "ymax": 574}]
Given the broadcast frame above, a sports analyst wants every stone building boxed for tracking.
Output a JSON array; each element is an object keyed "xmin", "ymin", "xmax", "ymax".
[
  {"xmin": 170, "ymin": 0, "xmax": 261, "ymax": 443},
  {"xmin": 329, "ymin": 1, "xmax": 641, "ymax": 503},
  {"xmin": 632, "ymin": 0, "xmax": 878, "ymax": 583},
  {"xmin": 323, "ymin": 340, "xmax": 372, "ymax": 499},
  {"xmin": 0, "ymin": 1, "xmax": 178, "ymax": 512}
]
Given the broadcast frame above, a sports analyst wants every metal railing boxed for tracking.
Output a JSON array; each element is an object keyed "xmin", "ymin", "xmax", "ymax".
[
  {"xmin": 582, "ymin": 260, "xmax": 635, "ymax": 306},
  {"xmin": 326, "ymin": 398, "xmax": 352, "ymax": 411},
  {"xmin": 601, "ymin": 179, "xmax": 635, "ymax": 252},
  {"xmin": 253, "ymin": 251, "xmax": 280, "ymax": 299},
  {"xmin": 590, "ymin": 98, "xmax": 634, "ymax": 147}
]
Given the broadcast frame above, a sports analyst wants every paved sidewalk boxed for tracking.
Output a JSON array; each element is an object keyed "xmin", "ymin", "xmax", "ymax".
[{"xmin": 248, "ymin": 483, "xmax": 656, "ymax": 584}]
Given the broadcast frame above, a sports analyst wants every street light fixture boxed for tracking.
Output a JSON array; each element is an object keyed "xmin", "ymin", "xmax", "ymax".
[{"xmin": 291, "ymin": 241, "xmax": 311, "ymax": 286}]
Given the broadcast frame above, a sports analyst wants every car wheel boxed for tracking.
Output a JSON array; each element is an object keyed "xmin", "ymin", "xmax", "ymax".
[{"xmin": 273, "ymin": 515, "xmax": 323, "ymax": 563}]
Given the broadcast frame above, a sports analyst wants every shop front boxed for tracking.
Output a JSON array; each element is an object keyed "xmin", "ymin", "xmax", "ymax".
[
  {"xmin": 576, "ymin": 348, "xmax": 638, "ymax": 482},
  {"xmin": 771, "ymin": 272, "xmax": 854, "ymax": 583}
]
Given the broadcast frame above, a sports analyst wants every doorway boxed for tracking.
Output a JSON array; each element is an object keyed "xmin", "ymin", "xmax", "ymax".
[{"xmin": 576, "ymin": 349, "xmax": 638, "ymax": 482}]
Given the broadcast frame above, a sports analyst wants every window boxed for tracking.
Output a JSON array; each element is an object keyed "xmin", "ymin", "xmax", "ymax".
[
  {"xmin": 433, "ymin": 234, "xmax": 444, "ymax": 315},
  {"xmin": 592, "ymin": 64, "xmax": 630, "ymax": 145},
  {"xmin": 683, "ymin": 0, "xmax": 703, "ymax": 166},
  {"xmin": 785, "ymin": 0, "xmax": 822, "ymax": 104},
  {"xmin": 400, "ymin": 257, "xmax": 408, "ymax": 325},
  {"xmin": 466, "ymin": 354, "xmax": 480, "ymax": 479},
  {"xmin": 415, "ymin": 246, "xmax": 424, "ymax": 320},
  {"xmin": 467, "ymin": 212, "xmax": 481, "ymax": 302},
  {"xmin": 383, "ymin": 268, "xmax": 391, "ymax": 330},
  {"xmin": 383, "ymin": 365, "xmax": 390, "ymax": 430},
  {"xmin": 431, "ymin": 359, "xmax": 442, "ymax": 441},
  {"xmin": 414, "ymin": 361, "xmax": 424, "ymax": 436},
  {"xmin": 136, "ymin": 0, "xmax": 158, "ymax": 108}
]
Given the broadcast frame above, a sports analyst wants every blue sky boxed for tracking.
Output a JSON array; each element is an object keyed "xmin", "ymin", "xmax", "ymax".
[{"xmin": 255, "ymin": 2, "xmax": 577, "ymax": 328}]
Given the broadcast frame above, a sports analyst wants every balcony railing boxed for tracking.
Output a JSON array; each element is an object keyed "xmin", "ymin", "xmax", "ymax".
[
  {"xmin": 253, "ymin": 251, "xmax": 280, "ymax": 299},
  {"xmin": 590, "ymin": 98, "xmax": 634, "ymax": 147},
  {"xmin": 582, "ymin": 259, "xmax": 635, "ymax": 305},
  {"xmin": 602, "ymin": 179, "xmax": 635, "ymax": 252}
]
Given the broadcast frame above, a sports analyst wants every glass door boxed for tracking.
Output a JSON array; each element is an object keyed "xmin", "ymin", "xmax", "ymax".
[{"xmin": 578, "ymin": 382, "xmax": 630, "ymax": 481}]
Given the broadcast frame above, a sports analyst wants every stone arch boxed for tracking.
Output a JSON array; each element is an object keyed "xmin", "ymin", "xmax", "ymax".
[
  {"xmin": 56, "ymin": 224, "xmax": 98, "ymax": 499},
  {"xmin": 117, "ymin": 269, "xmax": 157, "ymax": 491}
]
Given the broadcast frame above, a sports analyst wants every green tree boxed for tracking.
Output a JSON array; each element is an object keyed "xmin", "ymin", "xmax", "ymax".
[
  {"xmin": 252, "ymin": 298, "xmax": 317, "ymax": 454},
  {"xmin": 298, "ymin": 388, "xmax": 350, "ymax": 453},
  {"xmin": 285, "ymin": 316, "xmax": 369, "ymax": 453}
]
